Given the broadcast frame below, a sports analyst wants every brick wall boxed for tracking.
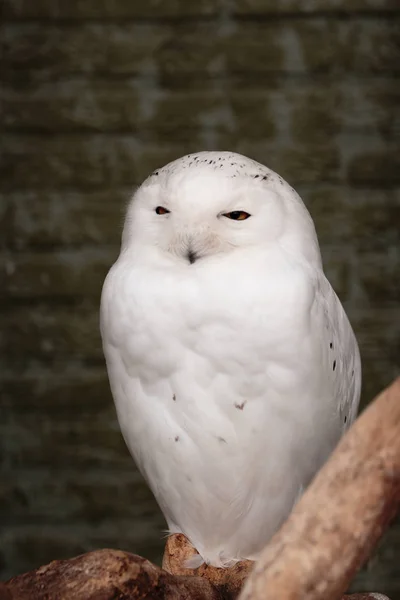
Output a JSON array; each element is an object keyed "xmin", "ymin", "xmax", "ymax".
[{"xmin": 1, "ymin": 0, "xmax": 399, "ymax": 594}]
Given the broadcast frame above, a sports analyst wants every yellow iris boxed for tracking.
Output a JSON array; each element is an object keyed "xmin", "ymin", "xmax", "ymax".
[{"xmin": 223, "ymin": 211, "xmax": 251, "ymax": 220}]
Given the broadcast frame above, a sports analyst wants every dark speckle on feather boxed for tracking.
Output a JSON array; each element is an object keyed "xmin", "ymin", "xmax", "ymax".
[
  {"xmin": 235, "ymin": 402, "xmax": 246, "ymax": 410},
  {"xmin": 154, "ymin": 152, "xmax": 275, "ymax": 184},
  {"xmin": 175, "ymin": 436, "xmax": 179, "ymax": 442},
  {"xmin": 217, "ymin": 436, "xmax": 227, "ymax": 443}
]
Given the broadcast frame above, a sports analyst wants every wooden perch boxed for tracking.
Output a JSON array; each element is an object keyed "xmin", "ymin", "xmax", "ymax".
[
  {"xmin": 240, "ymin": 377, "xmax": 400, "ymax": 600},
  {"xmin": 163, "ymin": 533, "xmax": 254, "ymax": 597},
  {"xmin": 1, "ymin": 549, "xmax": 222, "ymax": 600},
  {"xmin": 2, "ymin": 378, "xmax": 399, "ymax": 600},
  {"xmin": 0, "ymin": 548, "xmax": 391, "ymax": 600}
]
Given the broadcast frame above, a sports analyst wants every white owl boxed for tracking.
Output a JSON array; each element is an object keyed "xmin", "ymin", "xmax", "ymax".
[{"xmin": 100, "ymin": 151, "xmax": 361, "ymax": 568}]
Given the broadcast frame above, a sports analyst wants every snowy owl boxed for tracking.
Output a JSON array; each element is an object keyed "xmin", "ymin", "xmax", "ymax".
[{"xmin": 100, "ymin": 151, "xmax": 361, "ymax": 568}]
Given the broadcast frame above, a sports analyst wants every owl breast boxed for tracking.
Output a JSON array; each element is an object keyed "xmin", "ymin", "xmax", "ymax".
[{"xmin": 101, "ymin": 250, "xmax": 357, "ymax": 567}]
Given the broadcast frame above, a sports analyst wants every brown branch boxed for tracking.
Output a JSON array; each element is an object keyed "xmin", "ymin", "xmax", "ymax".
[
  {"xmin": 1, "ymin": 546, "xmax": 390, "ymax": 600},
  {"xmin": 239, "ymin": 377, "xmax": 400, "ymax": 600},
  {"xmin": 163, "ymin": 533, "xmax": 254, "ymax": 598},
  {"xmin": 2, "ymin": 549, "xmax": 223, "ymax": 600}
]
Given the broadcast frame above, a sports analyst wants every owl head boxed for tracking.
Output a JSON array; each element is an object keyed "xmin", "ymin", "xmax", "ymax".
[{"xmin": 121, "ymin": 151, "xmax": 321, "ymax": 268}]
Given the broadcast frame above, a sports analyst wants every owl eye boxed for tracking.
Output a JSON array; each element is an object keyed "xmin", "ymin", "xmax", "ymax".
[
  {"xmin": 223, "ymin": 211, "xmax": 251, "ymax": 221},
  {"xmin": 155, "ymin": 206, "xmax": 170, "ymax": 215}
]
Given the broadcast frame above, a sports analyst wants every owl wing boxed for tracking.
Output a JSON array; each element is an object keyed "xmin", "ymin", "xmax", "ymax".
[{"xmin": 313, "ymin": 271, "xmax": 362, "ymax": 429}]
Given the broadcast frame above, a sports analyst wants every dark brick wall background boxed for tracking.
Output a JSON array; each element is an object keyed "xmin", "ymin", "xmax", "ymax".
[{"xmin": 0, "ymin": 0, "xmax": 399, "ymax": 595}]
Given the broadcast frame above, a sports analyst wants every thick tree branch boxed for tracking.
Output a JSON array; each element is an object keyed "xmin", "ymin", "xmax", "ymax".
[
  {"xmin": 2, "ymin": 549, "xmax": 222, "ymax": 600},
  {"xmin": 240, "ymin": 378, "xmax": 400, "ymax": 600},
  {"xmin": 163, "ymin": 533, "xmax": 254, "ymax": 597}
]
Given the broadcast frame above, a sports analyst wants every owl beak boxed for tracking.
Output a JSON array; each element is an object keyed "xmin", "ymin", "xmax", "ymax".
[
  {"xmin": 178, "ymin": 233, "xmax": 202, "ymax": 264},
  {"xmin": 187, "ymin": 248, "xmax": 198, "ymax": 264}
]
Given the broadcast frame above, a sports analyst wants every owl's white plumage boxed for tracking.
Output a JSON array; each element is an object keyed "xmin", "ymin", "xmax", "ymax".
[{"xmin": 100, "ymin": 151, "xmax": 361, "ymax": 567}]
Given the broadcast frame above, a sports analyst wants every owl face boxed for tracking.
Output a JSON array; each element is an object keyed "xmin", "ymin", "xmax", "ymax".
[{"xmin": 122, "ymin": 155, "xmax": 288, "ymax": 265}]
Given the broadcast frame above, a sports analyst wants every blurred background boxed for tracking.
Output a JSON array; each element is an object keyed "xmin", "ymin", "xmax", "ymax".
[{"xmin": 1, "ymin": 0, "xmax": 399, "ymax": 595}]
